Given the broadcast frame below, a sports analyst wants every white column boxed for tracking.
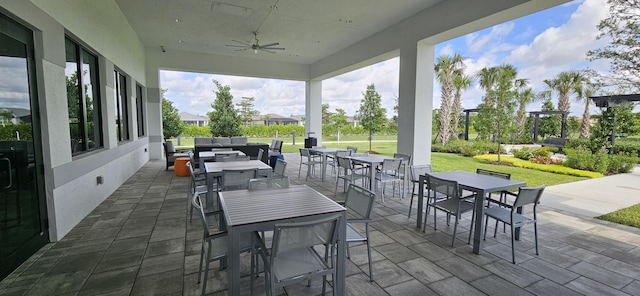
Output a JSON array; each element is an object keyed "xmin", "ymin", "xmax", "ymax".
[
  {"xmin": 305, "ymin": 80, "xmax": 323, "ymax": 146},
  {"xmin": 397, "ymin": 40, "xmax": 434, "ymax": 165},
  {"xmin": 146, "ymin": 68, "xmax": 163, "ymax": 160}
]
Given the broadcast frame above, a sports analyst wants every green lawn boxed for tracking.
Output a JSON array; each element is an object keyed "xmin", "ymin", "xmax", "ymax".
[{"xmin": 597, "ymin": 204, "xmax": 640, "ymax": 228}]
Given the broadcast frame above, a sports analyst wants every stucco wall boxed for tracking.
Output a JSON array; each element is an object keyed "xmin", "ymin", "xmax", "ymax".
[{"xmin": 1, "ymin": 0, "xmax": 150, "ymax": 241}]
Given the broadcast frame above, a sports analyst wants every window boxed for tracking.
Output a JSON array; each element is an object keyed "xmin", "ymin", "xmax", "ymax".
[
  {"xmin": 114, "ymin": 69, "xmax": 130, "ymax": 142},
  {"xmin": 136, "ymin": 84, "xmax": 145, "ymax": 137},
  {"xmin": 65, "ymin": 37, "xmax": 102, "ymax": 154}
]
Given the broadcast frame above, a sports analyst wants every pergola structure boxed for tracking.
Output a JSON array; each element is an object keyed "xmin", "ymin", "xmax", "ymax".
[
  {"xmin": 590, "ymin": 94, "xmax": 640, "ymax": 146},
  {"xmin": 530, "ymin": 111, "xmax": 569, "ymax": 143}
]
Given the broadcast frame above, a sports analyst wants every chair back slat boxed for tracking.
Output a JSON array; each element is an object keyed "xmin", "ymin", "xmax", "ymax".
[
  {"xmin": 346, "ymin": 146, "xmax": 358, "ymax": 153},
  {"xmin": 410, "ymin": 164, "xmax": 433, "ymax": 182},
  {"xmin": 344, "ymin": 184, "xmax": 375, "ymax": 220},
  {"xmin": 426, "ymin": 173, "xmax": 460, "ymax": 198},
  {"xmin": 381, "ymin": 158, "xmax": 403, "ymax": 173},
  {"xmin": 222, "ymin": 169, "xmax": 257, "ymax": 190},
  {"xmin": 513, "ymin": 185, "xmax": 546, "ymax": 208},
  {"xmin": 476, "ymin": 168, "xmax": 511, "ymax": 180},
  {"xmin": 248, "ymin": 177, "xmax": 290, "ymax": 190},
  {"xmin": 335, "ymin": 150, "xmax": 352, "ymax": 157},
  {"xmin": 271, "ymin": 214, "xmax": 341, "ymax": 256},
  {"xmin": 274, "ymin": 159, "xmax": 287, "ymax": 177}
]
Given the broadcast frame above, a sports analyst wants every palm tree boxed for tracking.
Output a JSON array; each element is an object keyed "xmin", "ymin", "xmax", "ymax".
[
  {"xmin": 435, "ymin": 53, "xmax": 463, "ymax": 145},
  {"xmin": 515, "ymin": 87, "xmax": 536, "ymax": 139},
  {"xmin": 451, "ymin": 74, "xmax": 473, "ymax": 140},
  {"xmin": 576, "ymin": 82, "xmax": 596, "ymax": 138},
  {"xmin": 477, "ymin": 67, "xmax": 499, "ymax": 106},
  {"xmin": 544, "ymin": 71, "xmax": 585, "ymax": 124}
]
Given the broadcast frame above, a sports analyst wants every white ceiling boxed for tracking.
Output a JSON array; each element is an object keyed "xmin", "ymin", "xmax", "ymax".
[
  {"xmin": 115, "ymin": 0, "xmax": 444, "ymax": 64},
  {"xmin": 116, "ymin": 0, "xmax": 571, "ymax": 80}
]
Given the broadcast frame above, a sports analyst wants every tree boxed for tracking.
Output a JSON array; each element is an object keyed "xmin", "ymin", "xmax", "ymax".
[
  {"xmin": 475, "ymin": 66, "xmax": 500, "ymax": 140},
  {"xmin": 543, "ymin": 71, "xmax": 585, "ymax": 123},
  {"xmin": 575, "ymin": 82, "xmax": 597, "ymax": 138},
  {"xmin": 332, "ymin": 108, "xmax": 348, "ymax": 129},
  {"xmin": 489, "ymin": 64, "xmax": 518, "ymax": 161},
  {"xmin": 514, "ymin": 80, "xmax": 536, "ymax": 140},
  {"xmin": 161, "ymin": 90, "xmax": 185, "ymax": 139},
  {"xmin": 207, "ymin": 80, "xmax": 242, "ymax": 137},
  {"xmin": 451, "ymin": 74, "xmax": 473, "ymax": 140},
  {"xmin": 435, "ymin": 53, "xmax": 464, "ymax": 145},
  {"xmin": 356, "ymin": 84, "xmax": 387, "ymax": 152},
  {"xmin": 322, "ymin": 104, "xmax": 334, "ymax": 125},
  {"xmin": 538, "ymin": 100, "xmax": 560, "ymax": 139},
  {"xmin": 587, "ymin": 0, "xmax": 640, "ymax": 91},
  {"xmin": 236, "ymin": 96, "xmax": 259, "ymax": 127}
]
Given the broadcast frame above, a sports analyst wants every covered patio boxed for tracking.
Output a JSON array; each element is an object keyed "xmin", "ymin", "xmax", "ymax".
[{"xmin": 2, "ymin": 155, "xmax": 639, "ymax": 295}]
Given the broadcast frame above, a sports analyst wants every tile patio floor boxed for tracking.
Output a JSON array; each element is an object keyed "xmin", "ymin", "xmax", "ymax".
[{"xmin": 2, "ymin": 153, "xmax": 640, "ymax": 295}]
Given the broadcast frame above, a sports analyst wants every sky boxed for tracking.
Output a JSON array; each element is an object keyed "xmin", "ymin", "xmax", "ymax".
[{"xmin": 160, "ymin": 0, "xmax": 615, "ymax": 119}]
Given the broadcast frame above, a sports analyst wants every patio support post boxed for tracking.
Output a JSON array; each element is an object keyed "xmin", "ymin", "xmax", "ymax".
[
  {"xmin": 305, "ymin": 79, "xmax": 323, "ymax": 146},
  {"xmin": 397, "ymin": 40, "xmax": 434, "ymax": 165},
  {"xmin": 146, "ymin": 65, "xmax": 164, "ymax": 160}
]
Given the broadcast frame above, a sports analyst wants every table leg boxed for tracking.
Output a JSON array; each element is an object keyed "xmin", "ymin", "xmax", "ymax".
[
  {"xmin": 417, "ymin": 175, "xmax": 425, "ymax": 229},
  {"xmin": 205, "ymin": 172, "xmax": 214, "ymax": 209},
  {"xmin": 321, "ymin": 153, "xmax": 328, "ymax": 182},
  {"xmin": 472, "ymin": 189, "xmax": 486, "ymax": 254},
  {"xmin": 227, "ymin": 227, "xmax": 241, "ymax": 296},
  {"xmin": 369, "ymin": 162, "xmax": 376, "ymax": 193},
  {"xmin": 335, "ymin": 211, "xmax": 346, "ymax": 295}
]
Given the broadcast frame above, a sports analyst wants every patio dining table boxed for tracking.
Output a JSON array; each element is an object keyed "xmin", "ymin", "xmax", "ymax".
[
  {"xmin": 309, "ymin": 147, "xmax": 340, "ymax": 182},
  {"xmin": 219, "ymin": 185, "xmax": 347, "ymax": 296},
  {"xmin": 417, "ymin": 170, "xmax": 525, "ymax": 254},
  {"xmin": 198, "ymin": 150, "xmax": 245, "ymax": 168},
  {"xmin": 203, "ymin": 160, "xmax": 272, "ymax": 208},
  {"xmin": 349, "ymin": 155, "xmax": 392, "ymax": 193}
]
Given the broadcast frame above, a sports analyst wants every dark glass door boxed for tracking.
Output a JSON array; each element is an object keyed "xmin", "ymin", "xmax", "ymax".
[{"xmin": 0, "ymin": 13, "xmax": 48, "ymax": 280}]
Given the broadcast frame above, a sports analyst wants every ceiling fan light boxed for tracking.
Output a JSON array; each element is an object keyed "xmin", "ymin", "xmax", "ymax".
[{"xmin": 254, "ymin": 49, "xmax": 258, "ymax": 54}]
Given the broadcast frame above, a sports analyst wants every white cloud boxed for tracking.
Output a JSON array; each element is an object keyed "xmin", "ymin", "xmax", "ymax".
[{"xmin": 465, "ymin": 22, "xmax": 515, "ymax": 52}]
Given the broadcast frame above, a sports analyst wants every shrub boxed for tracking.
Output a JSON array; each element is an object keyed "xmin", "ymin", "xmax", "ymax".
[
  {"xmin": 611, "ymin": 139, "xmax": 640, "ymax": 158},
  {"xmin": 529, "ymin": 155, "xmax": 562, "ymax": 165},
  {"xmin": 564, "ymin": 148, "xmax": 609, "ymax": 174},
  {"xmin": 607, "ymin": 154, "xmax": 639, "ymax": 174},
  {"xmin": 511, "ymin": 147, "xmax": 533, "ymax": 160},
  {"xmin": 474, "ymin": 154, "xmax": 603, "ymax": 178},
  {"xmin": 532, "ymin": 147, "xmax": 551, "ymax": 157}
]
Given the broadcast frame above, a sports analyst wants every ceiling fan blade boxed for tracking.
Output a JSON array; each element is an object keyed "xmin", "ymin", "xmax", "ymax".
[
  {"xmin": 261, "ymin": 47, "xmax": 285, "ymax": 50},
  {"xmin": 260, "ymin": 48, "xmax": 277, "ymax": 54},
  {"xmin": 230, "ymin": 39, "xmax": 251, "ymax": 46},
  {"xmin": 226, "ymin": 44, "xmax": 249, "ymax": 48},
  {"xmin": 260, "ymin": 42, "xmax": 279, "ymax": 48}
]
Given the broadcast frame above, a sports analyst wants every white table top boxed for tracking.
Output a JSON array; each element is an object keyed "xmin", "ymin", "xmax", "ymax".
[
  {"xmin": 198, "ymin": 150, "xmax": 244, "ymax": 158},
  {"xmin": 349, "ymin": 155, "xmax": 391, "ymax": 164},
  {"xmin": 309, "ymin": 147, "xmax": 340, "ymax": 154},
  {"xmin": 204, "ymin": 160, "xmax": 271, "ymax": 174}
]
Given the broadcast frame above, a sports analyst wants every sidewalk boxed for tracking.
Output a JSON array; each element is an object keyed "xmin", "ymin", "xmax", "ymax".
[{"xmin": 542, "ymin": 165, "xmax": 640, "ymax": 217}]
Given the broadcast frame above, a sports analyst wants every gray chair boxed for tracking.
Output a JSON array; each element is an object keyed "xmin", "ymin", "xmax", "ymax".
[
  {"xmin": 192, "ymin": 193, "xmax": 256, "ymax": 296},
  {"xmin": 375, "ymin": 158, "xmax": 403, "ymax": 202},
  {"xmin": 483, "ymin": 185, "xmax": 546, "ymax": 264},
  {"xmin": 257, "ymin": 148, "xmax": 264, "ymax": 161},
  {"xmin": 255, "ymin": 213, "xmax": 342, "ymax": 296},
  {"xmin": 327, "ymin": 149, "xmax": 352, "ymax": 176},
  {"xmin": 408, "ymin": 164, "xmax": 445, "ymax": 218},
  {"xmin": 163, "ymin": 140, "xmax": 188, "ymax": 170},
  {"xmin": 393, "ymin": 153, "xmax": 412, "ymax": 198},
  {"xmin": 334, "ymin": 156, "xmax": 366, "ymax": 195},
  {"xmin": 298, "ymin": 148, "xmax": 321, "ymax": 180},
  {"xmin": 346, "ymin": 146, "xmax": 358, "ymax": 153},
  {"xmin": 187, "ymin": 161, "xmax": 209, "ymax": 223},
  {"xmin": 221, "ymin": 169, "xmax": 257, "ymax": 191},
  {"xmin": 342, "ymin": 184, "xmax": 375, "ymax": 282},
  {"xmin": 248, "ymin": 176, "xmax": 290, "ymax": 190},
  {"xmin": 423, "ymin": 173, "xmax": 476, "ymax": 247},
  {"xmin": 273, "ymin": 159, "xmax": 287, "ymax": 178},
  {"xmin": 218, "ymin": 155, "xmax": 250, "ymax": 162}
]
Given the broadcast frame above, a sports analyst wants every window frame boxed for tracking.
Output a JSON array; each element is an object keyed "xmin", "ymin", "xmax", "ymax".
[
  {"xmin": 136, "ymin": 83, "xmax": 145, "ymax": 137},
  {"xmin": 113, "ymin": 68, "xmax": 130, "ymax": 142},
  {"xmin": 65, "ymin": 36, "xmax": 103, "ymax": 155}
]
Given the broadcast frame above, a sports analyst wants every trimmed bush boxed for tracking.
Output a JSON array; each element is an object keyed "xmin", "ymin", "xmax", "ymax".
[
  {"xmin": 511, "ymin": 147, "xmax": 533, "ymax": 160},
  {"xmin": 474, "ymin": 154, "xmax": 603, "ymax": 178}
]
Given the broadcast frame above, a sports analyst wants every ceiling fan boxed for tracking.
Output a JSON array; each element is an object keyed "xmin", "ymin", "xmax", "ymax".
[{"xmin": 226, "ymin": 31, "xmax": 285, "ymax": 54}]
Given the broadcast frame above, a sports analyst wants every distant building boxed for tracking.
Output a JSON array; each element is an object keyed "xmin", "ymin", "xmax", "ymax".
[
  {"xmin": 290, "ymin": 115, "xmax": 304, "ymax": 126},
  {"xmin": 179, "ymin": 112, "xmax": 208, "ymax": 127},
  {"xmin": 251, "ymin": 113, "xmax": 299, "ymax": 126}
]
